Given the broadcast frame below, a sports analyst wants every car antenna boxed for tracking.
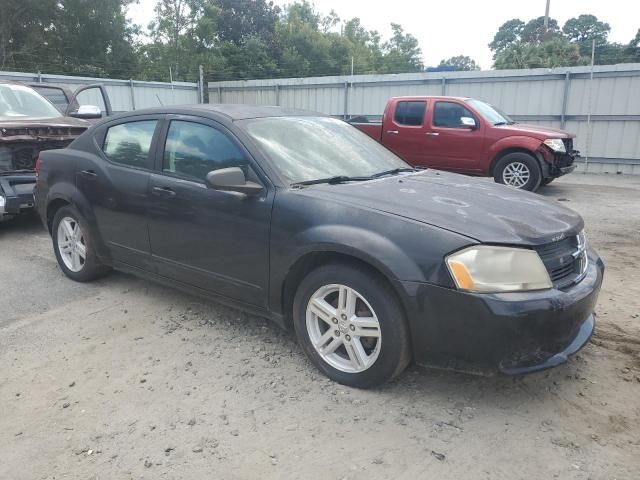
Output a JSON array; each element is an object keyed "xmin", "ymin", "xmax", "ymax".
[{"xmin": 156, "ymin": 94, "xmax": 164, "ymax": 106}]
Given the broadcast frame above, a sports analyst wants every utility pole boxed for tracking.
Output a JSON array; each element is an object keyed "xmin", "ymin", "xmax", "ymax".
[
  {"xmin": 584, "ymin": 39, "xmax": 596, "ymax": 173},
  {"xmin": 199, "ymin": 65, "xmax": 205, "ymax": 104},
  {"xmin": 543, "ymin": 0, "xmax": 551, "ymax": 32}
]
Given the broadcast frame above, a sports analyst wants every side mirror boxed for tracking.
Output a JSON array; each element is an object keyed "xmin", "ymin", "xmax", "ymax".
[
  {"xmin": 460, "ymin": 116, "xmax": 478, "ymax": 129},
  {"xmin": 205, "ymin": 167, "xmax": 264, "ymax": 195},
  {"xmin": 70, "ymin": 105, "xmax": 102, "ymax": 119}
]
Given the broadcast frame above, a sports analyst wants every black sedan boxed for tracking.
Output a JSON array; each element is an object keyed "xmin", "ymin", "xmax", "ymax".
[{"xmin": 34, "ymin": 105, "xmax": 604, "ymax": 388}]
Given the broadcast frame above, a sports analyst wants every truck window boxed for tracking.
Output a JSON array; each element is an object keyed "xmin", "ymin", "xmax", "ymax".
[
  {"xmin": 394, "ymin": 101, "xmax": 426, "ymax": 126},
  {"xmin": 433, "ymin": 102, "xmax": 477, "ymax": 128}
]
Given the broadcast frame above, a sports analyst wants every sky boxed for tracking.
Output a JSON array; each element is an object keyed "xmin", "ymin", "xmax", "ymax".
[{"xmin": 127, "ymin": 0, "xmax": 639, "ymax": 70}]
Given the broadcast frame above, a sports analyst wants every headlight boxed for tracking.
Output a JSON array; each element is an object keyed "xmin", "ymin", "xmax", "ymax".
[
  {"xmin": 446, "ymin": 246, "xmax": 552, "ymax": 293},
  {"xmin": 543, "ymin": 138, "xmax": 566, "ymax": 153}
]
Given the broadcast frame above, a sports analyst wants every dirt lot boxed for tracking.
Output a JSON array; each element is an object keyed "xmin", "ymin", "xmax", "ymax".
[{"xmin": 1, "ymin": 173, "xmax": 639, "ymax": 480}]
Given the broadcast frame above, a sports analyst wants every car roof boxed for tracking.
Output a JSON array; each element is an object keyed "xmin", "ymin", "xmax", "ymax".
[
  {"xmin": 390, "ymin": 95, "xmax": 472, "ymax": 101},
  {"xmin": 115, "ymin": 104, "xmax": 325, "ymax": 121}
]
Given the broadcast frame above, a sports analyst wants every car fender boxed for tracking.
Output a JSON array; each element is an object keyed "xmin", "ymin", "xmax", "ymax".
[
  {"xmin": 46, "ymin": 182, "xmax": 111, "ymax": 261},
  {"xmin": 292, "ymin": 223, "xmax": 425, "ymax": 281},
  {"xmin": 488, "ymin": 136, "xmax": 545, "ymax": 173}
]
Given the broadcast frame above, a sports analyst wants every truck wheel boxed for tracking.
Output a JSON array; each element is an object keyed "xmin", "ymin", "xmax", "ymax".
[
  {"xmin": 494, "ymin": 153, "xmax": 542, "ymax": 192},
  {"xmin": 52, "ymin": 205, "xmax": 110, "ymax": 282},
  {"xmin": 293, "ymin": 263, "xmax": 411, "ymax": 388}
]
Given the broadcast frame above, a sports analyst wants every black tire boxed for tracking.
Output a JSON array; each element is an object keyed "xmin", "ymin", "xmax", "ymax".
[
  {"xmin": 541, "ymin": 177, "xmax": 555, "ymax": 186},
  {"xmin": 293, "ymin": 263, "xmax": 411, "ymax": 388},
  {"xmin": 493, "ymin": 152, "xmax": 542, "ymax": 192},
  {"xmin": 52, "ymin": 205, "xmax": 110, "ymax": 282}
]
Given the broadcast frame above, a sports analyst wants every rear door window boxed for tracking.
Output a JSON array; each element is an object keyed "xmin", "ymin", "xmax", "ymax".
[
  {"xmin": 433, "ymin": 102, "xmax": 477, "ymax": 128},
  {"xmin": 102, "ymin": 120, "xmax": 158, "ymax": 169},
  {"xmin": 394, "ymin": 101, "xmax": 426, "ymax": 126}
]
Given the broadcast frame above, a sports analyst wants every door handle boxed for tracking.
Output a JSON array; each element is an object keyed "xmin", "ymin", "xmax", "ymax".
[
  {"xmin": 386, "ymin": 130, "xmax": 399, "ymax": 135},
  {"xmin": 79, "ymin": 169, "xmax": 97, "ymax": 178},
  {"xmin": 151, "ymin": 186, "xmax": 176, "ymax": 198},
  {"xmin": 425, "ymin": 132, "xmax": 440, "ymax": 136}
]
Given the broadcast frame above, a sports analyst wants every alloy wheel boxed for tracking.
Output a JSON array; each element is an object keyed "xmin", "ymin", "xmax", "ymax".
[
  {"xmin": 502, "ymin": 161, "xmax": 531, "ymax": 188},
  {"xmin": 57, "ymin": 217, "xmax": 87, "ymax": 272},
  {"xmin": 306, "ymin": 284, "xmax": 382, "ymax": 373}
]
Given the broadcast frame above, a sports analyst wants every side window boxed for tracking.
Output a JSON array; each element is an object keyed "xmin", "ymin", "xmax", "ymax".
[
  {"xmin": 76, "ymin": 87, "xmax": 107, "ymax": 115},
  {"xmin": 433, "ymin": 102, "xmax": 477, "ymax": 128},
  {"xmin": 163, "ymin": 121, "xmax": 247, "ymax": 182},
  {"xmin": 394, "ymin": 101, "xmax": 426, "ymax": 126},
  {"xmin": 103, "ymin": 120, "xmax": 157, "ymax": 168},
  {"xmin": 31, "ymin": 87, "xmax": 69, "ymax": 113}
]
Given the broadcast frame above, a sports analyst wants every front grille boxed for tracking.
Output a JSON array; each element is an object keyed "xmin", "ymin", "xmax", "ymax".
[
  {"xmin": 562, "ymin": 138, "xmax": 574, "ymax": 152},
  {"xmin": 535, "ymin": 233, "xmax": 587, "ymax": 289}
]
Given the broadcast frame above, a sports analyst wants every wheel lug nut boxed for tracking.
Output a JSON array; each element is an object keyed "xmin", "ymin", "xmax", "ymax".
[
  {"xmin": 332, "ymin": 318, "xmax": 338, "ymax": 324},
  {"xmin": 345, "ymin": 335, "xmax": 351, "ymax": 341},
  {"xmin": 334, "ymin": 330, "xmax": 340, "ymax": 336},
  {"xmin": 341, "ymin": 314, "xmax": 347, "ymax": 320},
  {"xmin": 349, "ymin": 325, "xmax": 355, "ymax": 331}
]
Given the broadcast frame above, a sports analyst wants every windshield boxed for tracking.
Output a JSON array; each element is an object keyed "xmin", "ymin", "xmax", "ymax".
[
  {"xmin": 466, "ymin": 99, "xmax": 514, "ymax": 125},
  {"xmin": 0, "ymin": 84, "xmax": 62, "ymax": 121},
  {"xmin": 239, "ymin": 116, "xmax": 409, "ymax": 184}
]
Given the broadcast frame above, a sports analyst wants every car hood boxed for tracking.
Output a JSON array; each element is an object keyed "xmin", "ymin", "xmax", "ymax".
[
  {"xmin": 496, "ymin": 123, "xmax": 574, "ymax": 139},
  {"xmin": 298, "ymin": 170, "xmax": 583, "ymax": 246},
  {"xmin": 0, "ymin": 116, "xmax": 90, "ymax": 130}
]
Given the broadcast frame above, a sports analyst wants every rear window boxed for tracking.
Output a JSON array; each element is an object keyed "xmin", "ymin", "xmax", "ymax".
[
  {"xmin": 394, "ymin": 101, "xmax": 426, "ymax": 126},
  {"xmin": 102, "ymin": 120, "xmax": 157, "ymax": 169},
  {"xmin": 31, "ymin": 87, "xmax": 69, "ymax": 113}
]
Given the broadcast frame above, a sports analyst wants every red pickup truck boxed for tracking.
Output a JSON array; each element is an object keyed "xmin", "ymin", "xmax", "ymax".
[{"xmin": 350, "ymin": 96, "xmax": 578, "ymax": 191}]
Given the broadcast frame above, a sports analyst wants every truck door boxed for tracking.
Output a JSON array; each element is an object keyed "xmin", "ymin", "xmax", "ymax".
[
  {"xmin": 381, "ymin": 100, "xmax": 430, "ymax": 166},
  {"xmin": 422, "ymin": 100, "xmax": 485, "ymax": 173}
]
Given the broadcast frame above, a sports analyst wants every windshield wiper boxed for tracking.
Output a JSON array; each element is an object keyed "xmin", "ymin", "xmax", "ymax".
[
  {"xmin": 370, "ymin": 167, "xmax": 417, "ymax": 178},
  {"xmin": 291, "ymin": 175, "xmax": 372, "ymax": 187},
  {"xmin": 494, "ymin": 121, "xmax": 516, "ymax": 126}
]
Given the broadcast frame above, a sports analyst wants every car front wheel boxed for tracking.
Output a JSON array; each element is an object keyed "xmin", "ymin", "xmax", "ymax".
[
  {"xmin": 293, "ymin": 263, "xmax": 410, "ymax": 388},
  {"xmin": 52, "ymin": 205, "xmax": 110, "ymax": 282},
  {"xmin": 494, "ymin": 152, "xmax": 542, "ymax": 191}
]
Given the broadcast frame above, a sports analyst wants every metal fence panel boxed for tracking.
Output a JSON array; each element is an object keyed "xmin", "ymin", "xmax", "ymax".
[
  {"xmin": 0, "ymin": 70, "xmax": 199, "ymax": 111},
  {"xmin": 209, "ymin": 64, "xmax": 640, "ymax": 172}
]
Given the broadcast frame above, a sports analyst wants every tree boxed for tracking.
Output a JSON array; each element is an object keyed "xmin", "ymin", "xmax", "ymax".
[
  {"xmin": 489, "ymin": 19, "xmax": 525, "ymax": 54},
  {"xmin": 493, "ymin": 38, "xmax": 585, "ymax": 70},
  {"xmin": 438, "ymin": 55, "xmax": 479, "ymax": 71},
  {"xmin": 520, "ymin": 16, "xmax": 561, "ymax": 43},
  {"xmin": 563, "ymin": 14, "xmax": 611, "ymax": 59},
  {"xmin": 380, "ymin": 23, "xmax": 423, "ymax": 73}
]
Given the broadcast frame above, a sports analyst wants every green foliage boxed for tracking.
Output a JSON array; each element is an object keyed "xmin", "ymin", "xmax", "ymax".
[
  {"xmin": 438, "ymin": 55, "xmax": 480, "ymax": 71},
  {"xmin": 0, "ymin": 0, "xmax": 424, "ymax": 81},
  {"xmin": 0, "ymin": 0, "xmax": 138, "ymax": 77},
  {"xmin": 491, "ymin": 14, "xmax": 639, "ymax": 69}
]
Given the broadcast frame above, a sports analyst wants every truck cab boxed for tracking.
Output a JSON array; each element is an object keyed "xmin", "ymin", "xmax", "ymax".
[{"xmin": 351, "ymin": 96, "xmax": 578, "ymax": 191}]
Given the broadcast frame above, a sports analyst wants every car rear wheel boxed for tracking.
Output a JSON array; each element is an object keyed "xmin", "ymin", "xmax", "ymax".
[
  {"xmin": 293, "ymin": 263, "xmax": 410, "ymax": 388},
  {"xmin": 52, "ymin": 205, "xmax": 110, "ymax": 282},
  {"xmin": 494, "ymin": 152, "xmax": 542, "ymax": 192}
]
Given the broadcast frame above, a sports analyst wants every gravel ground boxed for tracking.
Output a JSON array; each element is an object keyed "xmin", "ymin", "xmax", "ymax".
[{"xmin": 1, "ymin": 173, "xmax": 639, "ymax": 480}]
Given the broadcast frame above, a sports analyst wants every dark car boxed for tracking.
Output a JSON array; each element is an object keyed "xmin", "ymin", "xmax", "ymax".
[
  {"xmin": 0, "ymin": 82, "xmax": 105, "ymax": 221},
  {"xmin": 34, "ymin": 105, "xmax": 604, "ymax": 388}
]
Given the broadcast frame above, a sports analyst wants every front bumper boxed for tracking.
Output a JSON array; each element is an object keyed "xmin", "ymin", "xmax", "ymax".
[
  {"xmin": 548, "ymin": 150, "xmax": 579, "ymax": 178},
  {"xmin": 396, "ymin": 249, "xmax": 604, "ymax": 375}
]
